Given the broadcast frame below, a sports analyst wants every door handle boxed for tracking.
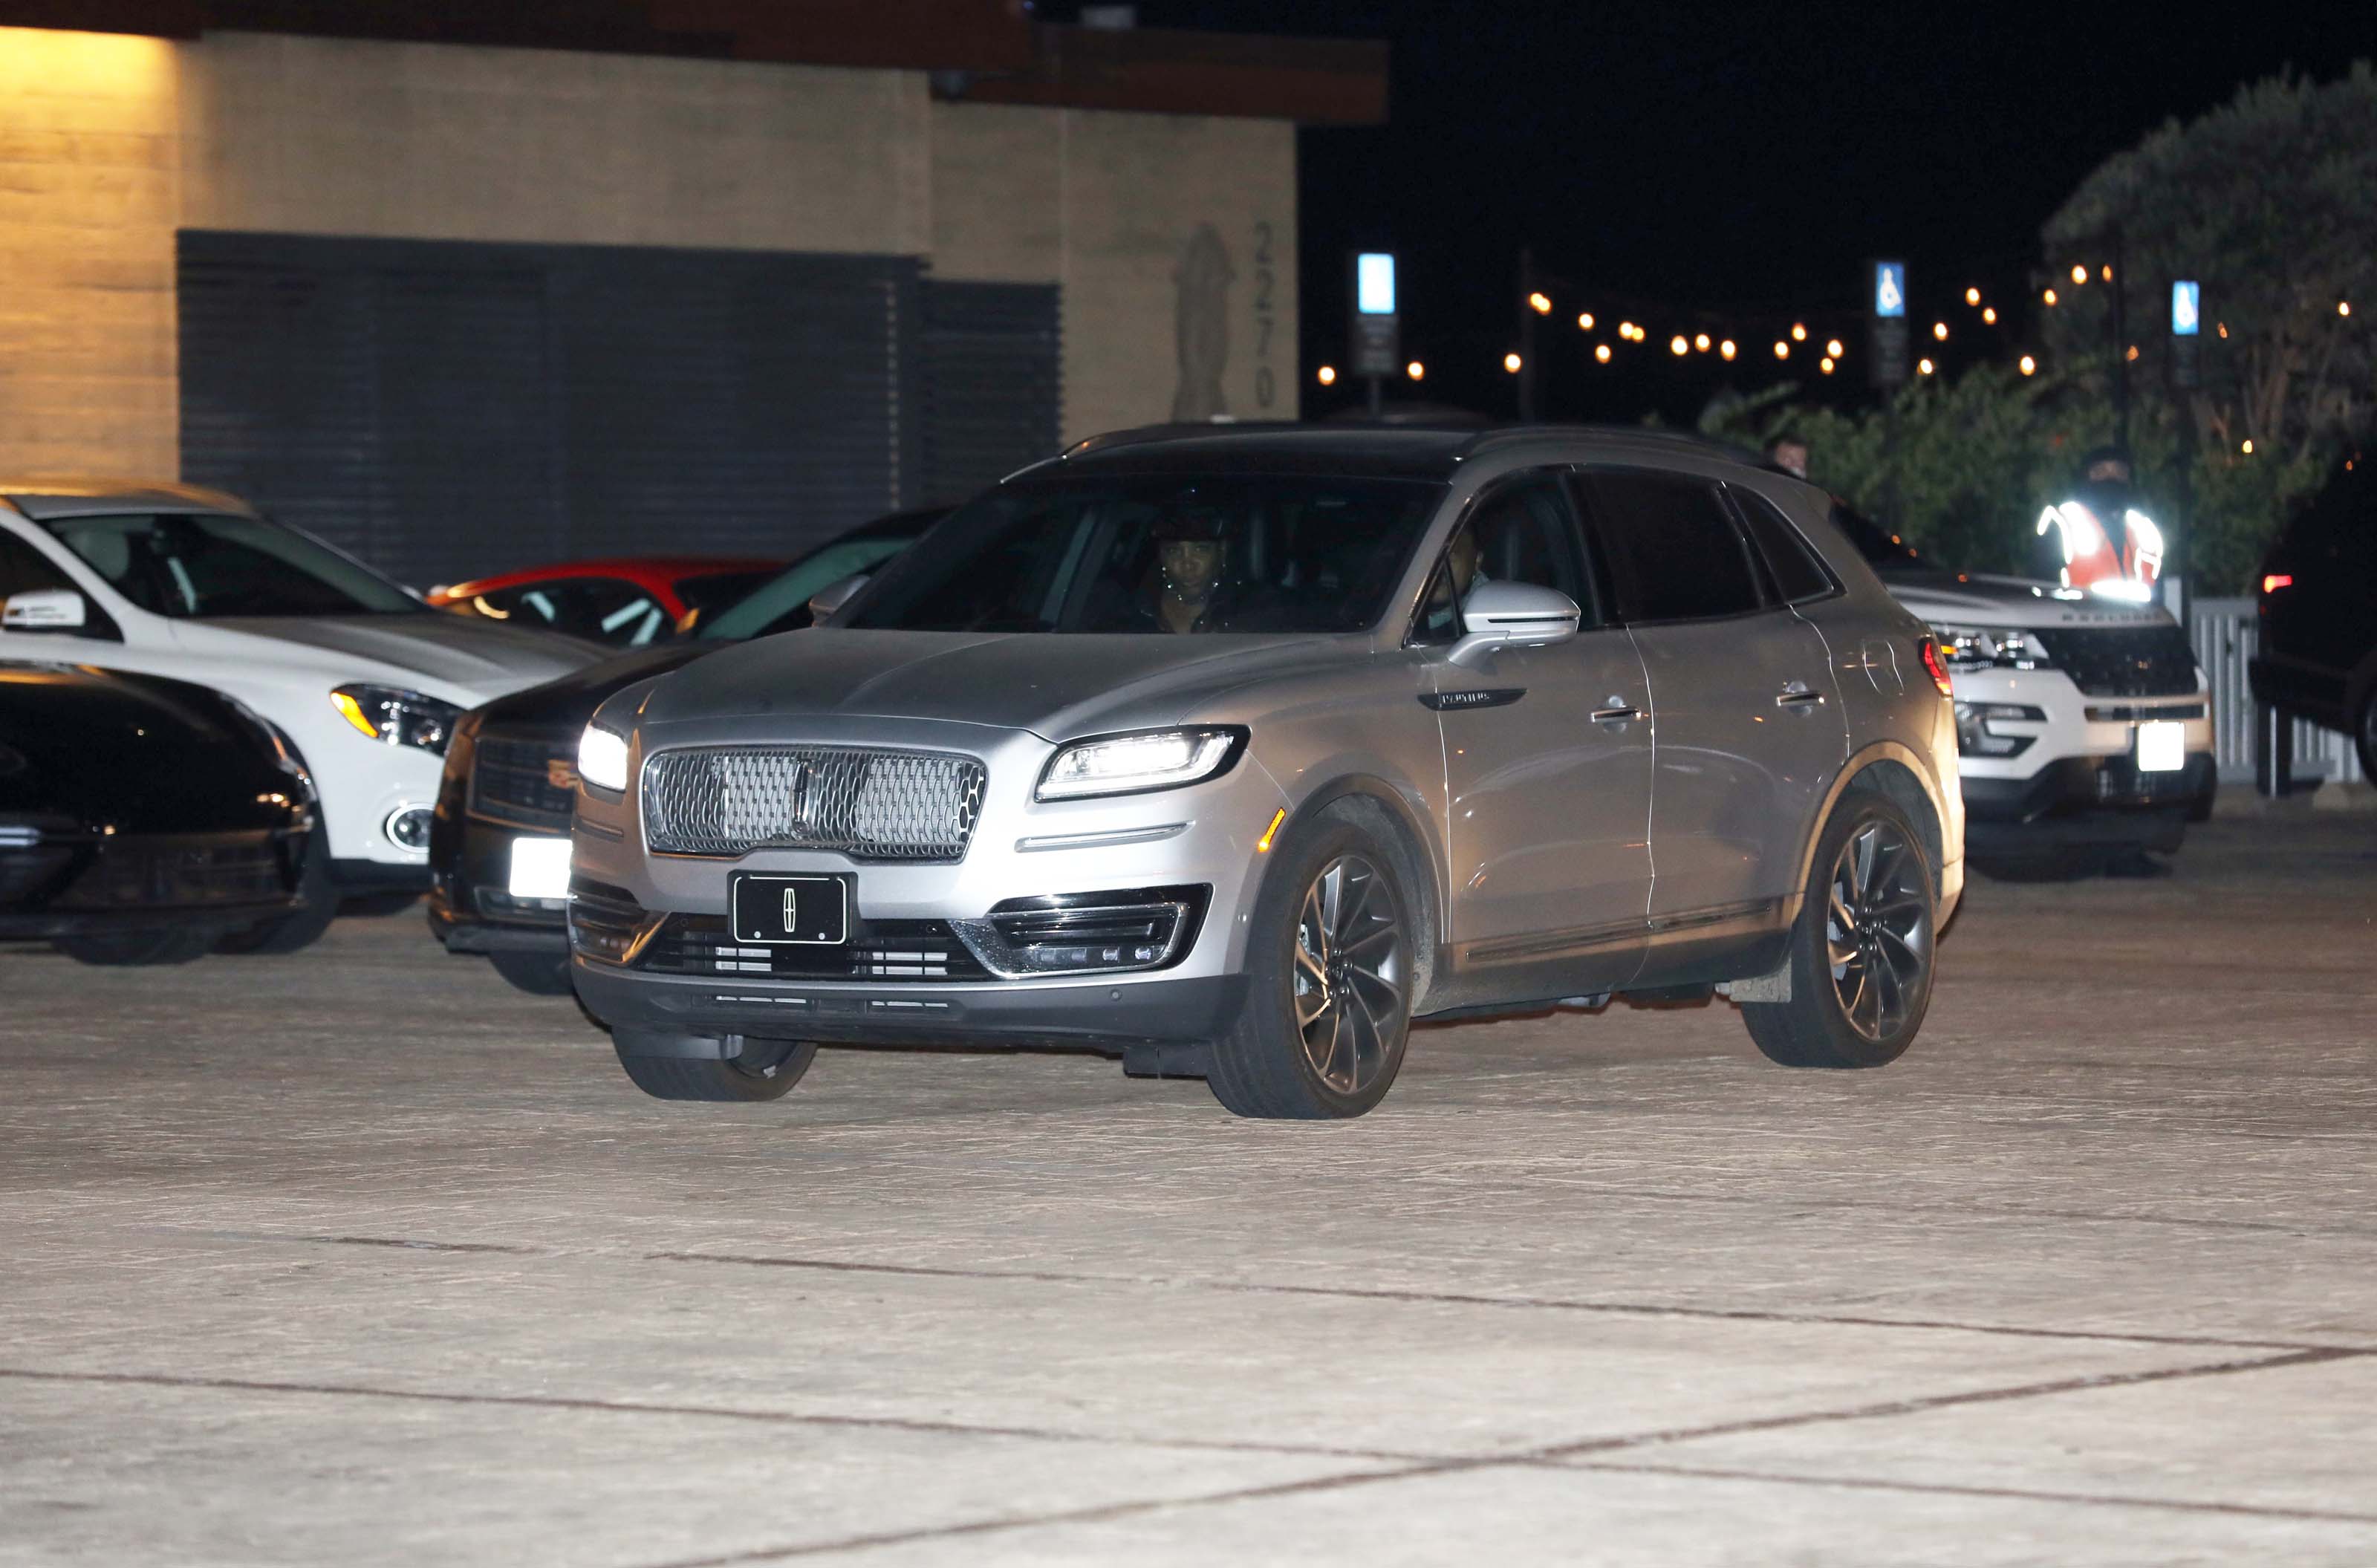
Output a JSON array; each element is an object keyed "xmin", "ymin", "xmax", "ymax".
[
  {"xmin": 1591, "ymin": 703, "xmax": 1646, "ymax": 724},
  {"xmin": 1774, "ymin": 685, "xmax": 1827, "ymax": 709}
]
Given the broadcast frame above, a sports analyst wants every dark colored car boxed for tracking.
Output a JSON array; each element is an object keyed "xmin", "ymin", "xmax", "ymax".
[
  {"xmin": 428, "ymin": 508, "xmax": 940, "ymax": 993},
  {"xmin": 427, "ymin": 556, "xmax": 787, "ymax": 647},
  {"xmin": 1, "ymin": 662, "xmax": 315, "ymax": 965},
  {"xmin": 2251, "ymin": 459, "xmax": 2377, "ymax": 780}
]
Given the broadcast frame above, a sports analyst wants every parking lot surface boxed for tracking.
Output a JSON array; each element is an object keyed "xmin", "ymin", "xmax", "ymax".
[{"xmin": 4, "ymin": 798, "xmax": 2376, "ymax": 1566}]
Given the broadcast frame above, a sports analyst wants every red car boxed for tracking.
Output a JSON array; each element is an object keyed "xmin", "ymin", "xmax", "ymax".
[{"xmin": 428, "ymin": 556, "xmax": 784, "ymax": 646}]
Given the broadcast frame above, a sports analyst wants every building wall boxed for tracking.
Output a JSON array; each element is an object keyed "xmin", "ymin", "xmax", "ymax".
[{"xmin": 0, "ymin": 25, "xmax": 1298, "ymax": 480}]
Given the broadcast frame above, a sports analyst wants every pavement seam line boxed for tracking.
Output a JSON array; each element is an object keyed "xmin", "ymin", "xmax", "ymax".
[
  {"xmin": 604, "ymin": 1345, "xmax": 2377, "ymax": 1564},
  {"xmin": 644, "ymin": 1249, "xmax": 2338, "ymax": 1353},
  {"xmin": 0, "ymin": 1367, "xmax": 1427, "ymax": 1465}
]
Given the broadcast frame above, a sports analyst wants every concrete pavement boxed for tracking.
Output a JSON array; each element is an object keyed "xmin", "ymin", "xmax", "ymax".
[{"xmin": 3, "ymin": 798, "xmax": 2373, "ymax": 1564}]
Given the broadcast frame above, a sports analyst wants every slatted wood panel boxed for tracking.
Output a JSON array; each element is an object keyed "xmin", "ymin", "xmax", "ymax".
[{"xmin": 178, "ymin": 232, "xmax": 923, "ymax": 586}]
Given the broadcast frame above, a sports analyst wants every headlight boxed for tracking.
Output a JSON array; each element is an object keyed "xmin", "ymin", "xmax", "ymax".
[
  {"xmin": 1928, "ymin": 623, "xmax": 2049, "ymax": 671},
  {"xmin": 330, "ymin": 684, "xmax": 462, "ymax": 754},
  {"xmin": 1954, "ymin": 701, "xmax": 2045, "ymax": 758},
  {"xmin": 1035, "ymin": 727, "xmax": 1245, "ymax": 801},
  {"xmin": 576, "ymin": 722, "xmax": 630, "ymax": 794}
]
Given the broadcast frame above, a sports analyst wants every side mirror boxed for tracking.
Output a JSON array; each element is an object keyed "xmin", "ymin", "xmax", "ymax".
[
  {"xmin": 1446, "ymin": 579, "xmax": 1581, "ymax": 667},
  {"xmin": 1, "ymin": 588, "xmax": 88, "ymax": 633},
  {"xmin": 806, "ymin": 573, "xmax": 870, "ymax": 626}
]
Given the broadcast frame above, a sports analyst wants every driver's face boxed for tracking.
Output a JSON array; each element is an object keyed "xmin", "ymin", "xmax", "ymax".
[{"xmin": 1160, "ymin": 539, "xmax": 1222, "ymax": 597}]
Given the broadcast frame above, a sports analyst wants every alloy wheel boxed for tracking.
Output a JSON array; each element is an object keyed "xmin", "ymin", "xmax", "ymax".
[
  {"xmin": 1824, "ymin": 819, "xmax": 1932, "ymax": 1043},
  {"xmin": 1290, "ymin": 853, "xmax": 1408, "ymax": 1094}
]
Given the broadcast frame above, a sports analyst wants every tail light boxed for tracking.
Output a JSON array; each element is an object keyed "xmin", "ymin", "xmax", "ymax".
[
  {"xmin": 1917, "ymin": 637, "xmax": 1955, "ymax": 697},
  {"xmin": 2262, "ymin": 573, "xmax": 2294, "ymax": 593}
]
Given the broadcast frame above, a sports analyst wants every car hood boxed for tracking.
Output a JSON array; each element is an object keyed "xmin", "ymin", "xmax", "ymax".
[
  {"xmin": 472, "ymin": 643, "xmax": 717, "ymax": 735},
  {"xmin": 1879, "ymin": 569, "xmax": 2174, "ymax": 628},
  {"xmin": 0, "ymin": 663, "xmax": 301, "ymax": 833},
  {"xmin": 640, "ymin": 629, "xmax": 1346, "ymax": 741},
  {"xmin": 198, "ymin": 614, "xmax": 605, "ymax": 694}
]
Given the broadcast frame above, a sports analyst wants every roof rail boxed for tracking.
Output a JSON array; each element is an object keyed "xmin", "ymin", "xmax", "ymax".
[
  {"xmin": 1453, "ymin": 423, "xmax": 1766, "ymax": 466},
  {"xmin": 1059, "ymin": 420, "xmax": 1311, "ymax": 458}
]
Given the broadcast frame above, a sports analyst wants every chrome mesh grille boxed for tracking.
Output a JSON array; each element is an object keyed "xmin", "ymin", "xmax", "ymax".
[{"xmin": 642, "ymin": 746, "xmax": 986, "ymax": 861}]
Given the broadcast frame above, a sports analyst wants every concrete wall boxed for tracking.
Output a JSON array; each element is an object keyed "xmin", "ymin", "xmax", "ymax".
[{"xmin": 0, "ymin": 25, "xmax": 1297, "ymax": 479}]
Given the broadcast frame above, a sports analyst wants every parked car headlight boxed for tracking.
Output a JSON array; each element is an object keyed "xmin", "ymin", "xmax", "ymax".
[
  {"xmin": 576, "ymin": 722, "xmax": 631, "ymax": 795},
  {"xmin": 1928, "ymin": 623, "xmax": 2049, "ymax": 671},
  {"xmin": 1035, "ymin": 727, "xmax": 1245, "ymax": 801},
  {"xmin": 329, "ymin": 684, "xmax": 462, "ymax": 754}
]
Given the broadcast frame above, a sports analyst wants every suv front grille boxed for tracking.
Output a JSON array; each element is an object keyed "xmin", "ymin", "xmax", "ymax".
[
  {"xmin": 2033, "ymin": 625, "xmax": 2199, "ymax": 697},
  {"xmin": 636, "ymin": 914, "xmax": 990, "ymax": 982},
  {"xmin": 53, "ymin": 833, "xmax": 296, "ymax": 909},
  {"xmin": 472, "ymin": 733, "xmax": 577, "ymax": 829},
  {"xmin": 642, "ymin": 746, "xmax": 986, "ymax": 861}
]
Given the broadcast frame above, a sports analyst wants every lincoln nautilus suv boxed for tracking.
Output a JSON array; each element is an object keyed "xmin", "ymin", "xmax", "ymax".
[{"xmin": 568, "ymin": 426, "xmax": 1965, "ymax": 1119}]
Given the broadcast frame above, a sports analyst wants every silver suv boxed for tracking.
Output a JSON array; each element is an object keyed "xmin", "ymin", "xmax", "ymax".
[{"xmin": 568, "ymin": 426, "xmax": 1965, "ymax": 1118}]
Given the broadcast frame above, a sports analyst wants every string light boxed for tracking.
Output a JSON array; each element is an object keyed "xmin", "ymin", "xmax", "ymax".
[
  {"xmin": 1577, "ymin": 312, "xmax": 1595, "ymax": 330},
  {"xmin": 2043, "ymin": 288, "xmax": 2058, "ymax": 306},
  {"xmin": 1501, "ymin": 352, "xmax": 1521, "ymax": 374},
  {"xmin": 1719, "ymin": 339, "xmax": 1737, "ymax": 360},
  {"xmin": 1982, "ymin": 306, "xmax": 1997, "ymax": 325},
  {"xmin": 1824, "ymin": 339, "xmax": 1844, "ymax": 357},
  {"xmin": 1527, "ymin": 291, "xmax": 1552, "ymax": 315},
  {"xmin": 1594, "ymin": 342, "xmax": 1612, "ymax": 363},
  {"xmin": 2341, "ymin": 302, "xmax": 2352, "ymax": 317},
  {"xmin": 1819, "ymin": 357, "xmax": 1835, "ymax": 375},
  {"xmin": 2125, "ymin": 345, "xmax": 2139, "ymax": 361},
  {"xmin": 1316, "ymin": 365, "xmax": 1337, "ymax": 386},
  {"xmin": 2101, "ymin": 264, "xmax": 2113, "ymax": 282},
  {"xmin": 2070, "ymin": 264, "xmax": 2088, "ymax": 285},
  {"xmin": 1694, "ymin": 333, "xmax": 1711, "ymax": 351},
  {"xmin": 2242, "ymin": 438, "xmax": 2254, "ymax": 454},
  {"xmin": 1965, "ymin": 287, "xmax": 1982, "ymax": 305},
  {"xmin": 1407, "ymin": 360, "xmax": 1425, "ymax": 381},
  {"xmin": 1933, "ymin": 321, "xmax": 1948, "ymax": 341},
  {"xmin": 2217, "ymin": 322, "xmax": 2228, "ymax": 338},
  {"xmin": 2018, "ymin": 354, "xmax": 2037, "ymax": 376},
  {"xmin": 1669, "ymin": 334, "xmax": 1689, "ymax": 357},
  {"xmin": 1619, "ymin": 320, "xmax": 1638, "ymax": 340},
  {"xmin": 1773, "ymin": 339, "xmax": 1790, "ymax": 359},
  {"xmin": 1917, "ymin": 357, "xmax": 1935, "ymax": 375},
  {"xmin": 1790, "ymin": 323, "xmax": 1808, "ymax": 342}
]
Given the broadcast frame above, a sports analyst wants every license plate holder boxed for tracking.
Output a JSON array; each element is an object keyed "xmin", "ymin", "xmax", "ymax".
[
  {"xmin": 2136, "ymin": 720, "xmax": 2186, "ymax": 774},
  {"xmin": 728, "ymin": 873, "xmax": 850, "ymax": 946}
]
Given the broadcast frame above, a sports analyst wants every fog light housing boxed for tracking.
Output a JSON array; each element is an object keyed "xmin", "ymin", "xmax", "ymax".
[
  {"xmin": 1954, "ymin": 701, "xmax": 2045, "ymax": 758},
  {"xmin": 383, "ymin": 804, "xmax": 435, "ymax": 851},
  {"xmin": 952, "ymin": 885, "xmax": 1209, "ymax": 979}
]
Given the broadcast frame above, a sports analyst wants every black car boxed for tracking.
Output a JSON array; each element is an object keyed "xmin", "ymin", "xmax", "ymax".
[
  {"xmin": 2251, "ymin": 459, "xmax": 2377, "ymax": 780},
  {"xmin": 428, "ymin": 508, "xmax": 940, "ymax": 993},
  {"xmin": 1, "ymin": 662, "xmax": 315, "ymax": 965}
]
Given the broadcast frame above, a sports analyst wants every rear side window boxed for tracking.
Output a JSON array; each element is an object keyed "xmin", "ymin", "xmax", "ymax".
[
  {"xmin": 1581, "ymin": 469, "xmax": 1764, "ymax": 622},
  {"xmin": 1729, "ymin": 487, "xmax": 1838, "ymax": 602}
]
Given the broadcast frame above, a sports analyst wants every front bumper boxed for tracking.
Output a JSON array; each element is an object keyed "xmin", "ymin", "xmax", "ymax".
[
  {"xmin": 576, "ymin": 958, "xmax": 1246, "ymax": 1051},
  {"xmin": 426, "ymin": 814, "xmax": 570, "ymax": 956}
]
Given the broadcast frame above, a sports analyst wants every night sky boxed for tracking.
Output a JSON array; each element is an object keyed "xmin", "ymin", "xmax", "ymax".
[{"xmin": 1119, "ymin": 1, "xmax": 2377, "ymax": 425}]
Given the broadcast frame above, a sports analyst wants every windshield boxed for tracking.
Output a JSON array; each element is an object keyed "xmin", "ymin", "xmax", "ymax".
[
  {"xmin": 845, "ymin": 475, "xmax": 1445, "ymax": 635},
  {"xmin": 40, "ymin": 513, "xmax": 420, "ymax": 617},
  {"xmin": 699, "ymin": 529, "xmax": 924, "ymax": 641}
]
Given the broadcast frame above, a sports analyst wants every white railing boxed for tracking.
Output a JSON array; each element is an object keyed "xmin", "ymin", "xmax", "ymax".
[{"xmin": 2188, "ymin": 597, "xmax": 2364, "ymax": 784}]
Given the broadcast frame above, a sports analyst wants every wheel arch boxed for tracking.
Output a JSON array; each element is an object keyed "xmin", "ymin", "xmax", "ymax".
[
  {"xmin": 1797, "ymin": 743, "xmax": 1952, "ymax": 901},
  {"xmin": 1259, "ymin": 772, "xmax": 1446, "ymax": 1010}
]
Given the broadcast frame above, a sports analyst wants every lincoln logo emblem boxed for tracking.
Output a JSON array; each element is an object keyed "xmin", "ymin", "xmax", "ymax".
[
  {"xmin": 787, "ymin": 760, "xmax": 816, "ymax": 830},
  {"xmin": 783, "ymin": 888, "xmax": 801, "ymax": 928}
]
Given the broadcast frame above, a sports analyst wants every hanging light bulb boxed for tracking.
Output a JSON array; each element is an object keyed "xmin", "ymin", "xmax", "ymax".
[
  {"xmin": 1965, "ymin": 287, "xmax": 1981, "ymax": 305},
  {"xmin": 1502, "ymin": 352, "xmax": 1521, "ymax": 374},
  {"xmin": 1825, "ymin": 339, "xmax": 1844, "ymax": 357},
  {"xmin": 1407, "ymin": 360, "xmax": 1425, "ymax": 381},
  {"xmin": 1594, "ymin": 342, "xmax": 1612, "ymax": 364},
  {"xmin": 1790, "ymin": 323, "xmax": 1808, "ymax": 342},
  {"xmin": 2018, "ymin": 354, "xmax": 2037, "ymax": 376},
  {"xmin": 1316, "ymin": 365, "xmax": 1337, "ymax": 386},
  {"xmin": 2043, "ymin": 288, "xmax": 2058, "ymax": 307},
  {"xmin": 1933, "ymin": 321, "xmax": 1948, "ymax": 341},
  {"xmin": 1819, "ymin": 357, "xmax": 1835, "ymax": 374},
  {"xmin": 1669, "ymin": 334, "xmax": 1689, "ymax": 356},
  {"xmin": 1982, "ymin": 306, "xmax": 1998, "ymax": 325},
  {"xmin": 1577, "ymin": 311, "xmax": 1595, "ymax": 330},
  {"xmin": 1773, "ymin": 340, "xmax": 1789, "ymax": 360},
  {"xmin": 1694, "ymin": 333, "xmax": 1711, "ymax": 351},
  {"xmin": 1719, "ymin": 339, "xmax": 1737, "ymax": 361},
  {"xmin": 1917, "ymin": 357, "xmax": 1935, "ymax": 376},
  {"xmin": 1527, "ymin": 291, "xmax": 1552, "ymax": 315},
  {"xmin": 2070, "ymin": 264, "xmax": 2088, "ymax": 285}
]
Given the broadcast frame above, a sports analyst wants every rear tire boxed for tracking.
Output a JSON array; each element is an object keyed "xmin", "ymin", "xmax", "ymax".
[
  {"xmin": 56, "ymin": 926, "xmax": 221, "ymax": 966},
  {"xmin": 1743, "ymin": 789, "xmax": 1937, "ymax": 1070},
  {"xmin": 612, "ymin": 1035, "xmax": 816, "ymax": 1102},
  {"xmin": 1207, "ymin": 810, "xmax": 1414, "ymax": 1119},
  {"xmin": 489, "ymin": 949, "xmax": 575, "ymax": 996}
]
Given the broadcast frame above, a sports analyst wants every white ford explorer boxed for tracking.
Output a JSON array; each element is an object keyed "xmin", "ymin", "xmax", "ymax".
[{"xmin": 0, "ymin": 482, "xmax": 601, "ymax": 950}]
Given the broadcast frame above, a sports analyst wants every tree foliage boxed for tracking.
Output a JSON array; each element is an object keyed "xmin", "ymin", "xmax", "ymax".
[{"xmin": 1704, "ymin": 67, "xmax": 2376, "ymax": 593}]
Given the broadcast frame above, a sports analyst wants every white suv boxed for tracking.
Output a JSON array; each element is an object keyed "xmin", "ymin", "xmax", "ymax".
[
  {"xmin": 0, "ymin": 482, "xmax": 600, "ymax": 949},
  {"xmin": 1826, "ymin": 505, "xmax": 2216, "ymax": 867}
]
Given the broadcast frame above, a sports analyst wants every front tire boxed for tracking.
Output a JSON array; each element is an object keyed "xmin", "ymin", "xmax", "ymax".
[
  {"xmin": 1207, "ymin": 810, "xmax": 1415, "ymax": 1119},
  {"xmin": 56, "ymin": 926, "xmax": 221, "ymax": 966},
  {"xmin": 489, "ymin": 949, "xmax": 575, "ymax": 996},
  {"xmin": 1742, "ymin": 789, "xmax": 1938, "ymax": 1070},
  {"xmin": 611, "ymin": 1034, "xmax": 817, "ymax": 1102}
]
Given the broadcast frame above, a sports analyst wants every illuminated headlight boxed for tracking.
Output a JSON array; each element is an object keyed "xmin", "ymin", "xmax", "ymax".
[
  {"xmin": 576, "ymin": 723, "xmax": 630, "ymax": 794},
  {"xmin": 330, "ymin": 684, "xmax": 462, "ymax": 755},
  {"xmin": 1035, "ymin": 728, "xmax": 1244, "ymax": 801},
  {"xmin": 1928, "ymin": 623, "xmax": 2049, "ymax": 671}
]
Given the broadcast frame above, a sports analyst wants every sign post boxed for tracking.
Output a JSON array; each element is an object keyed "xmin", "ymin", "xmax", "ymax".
[
  {"xmin": 1350, "ymin": 252, "xmax": 1400, "ymax": 418},
  {"xmin": 1867, "ymin": 260, "xmax": 1909, "ymax": 387}
]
